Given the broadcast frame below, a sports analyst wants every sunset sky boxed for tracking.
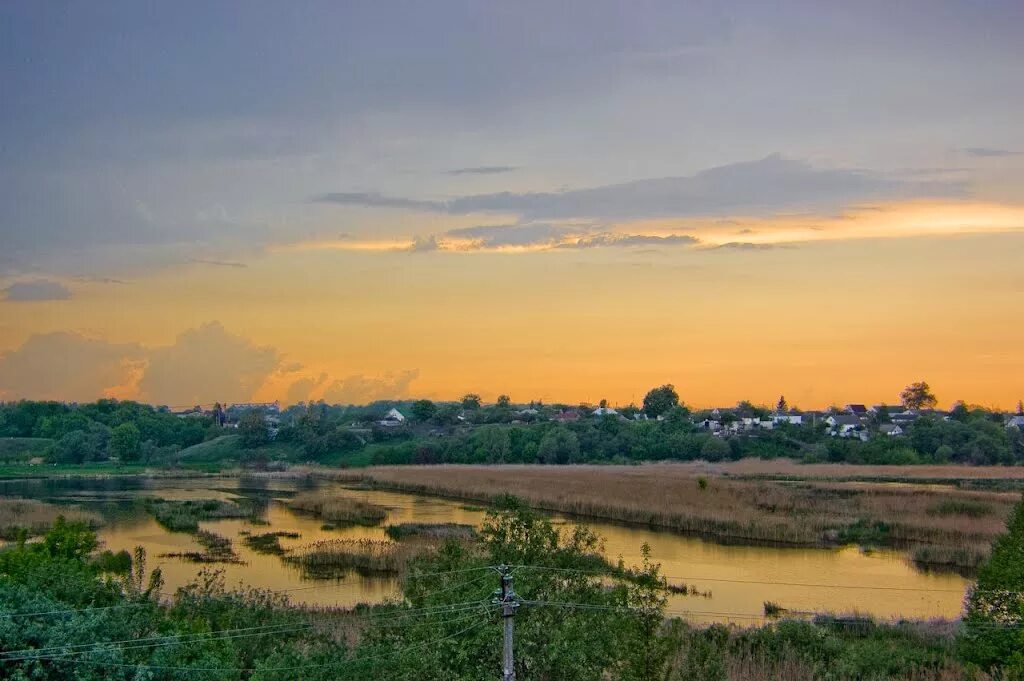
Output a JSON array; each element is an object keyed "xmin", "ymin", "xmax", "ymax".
[{"xmin": 1, "ymin": 1, "xmax": 1022, "ymax": 409}]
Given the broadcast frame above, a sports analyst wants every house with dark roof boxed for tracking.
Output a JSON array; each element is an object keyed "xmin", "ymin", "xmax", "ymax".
[
  {"xmin": 845, "ymin": 404, "xmax": 868, "ymax": 417},
  {"xmin": 826, "ymin": 414, "xmax": 867, "ymax": 440}
]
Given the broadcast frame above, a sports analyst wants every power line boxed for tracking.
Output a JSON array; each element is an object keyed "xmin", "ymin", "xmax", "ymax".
[
  {"xmin": 507, "ymin": 564, "xmax": 969, "ymax": 593},
  {"xmin": 5, "ymin": 608, "xmax": 495, "ymax": 673}
]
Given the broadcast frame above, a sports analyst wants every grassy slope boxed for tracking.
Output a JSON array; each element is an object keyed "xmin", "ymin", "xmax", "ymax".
[{"xmin": 174, "ymin": 434, "xmax": 303, "ymax": 464}]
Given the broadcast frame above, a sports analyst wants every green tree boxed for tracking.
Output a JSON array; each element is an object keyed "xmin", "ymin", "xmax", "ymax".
[
  {"xmin": 409, "ymin": 399, "xmax": 437, "ymax": 422},
  {"xmin": 701, "ymin": 437, "xmax": 730, "ymax": 462},
  {"xmin": 958, "ymin": 494, "xmax": 1024, "ymax": 672},
  {"xmin": 239, "ymin": 411, "xmax": 270, "ymax": 448},
  {"xmin": 776, "ymin": 395, "xmax": 788, "ymax": 413},
  {"xmin": 643, "ymin": 384, "xmax": 680, "ymax": 418},
  {"xmin": 108, "ymin": 422, "xmax": 142, "ymax": 461},
  {"xmin": 900, "ymin": 381, "xmax": 938, "ymax": 410},
  {"xmin": 461, "ymin": 393, "xmax": 482, "ymax": 410},
  {"xmin": 389, "ymin": 499, "xmax": 668, "ymax": 681},
  {"xmin": 537, "ymin": 426, "xmax": 580, "ymax": 464},
  {"xmin": 496, "ymin": 394, "xmax": 512, "ymax": 408}
]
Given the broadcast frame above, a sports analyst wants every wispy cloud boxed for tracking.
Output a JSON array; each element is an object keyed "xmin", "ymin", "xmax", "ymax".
[
  {"xmin": 191, "ymin": 258, "xmax": 248, "ymax": 269},
  {"xmin": 3, "ymin": 279, "xmax": 72, "ymax": 302},
  {"xmin": 313, "ymin": 154, "xmax": 967, "ymax": 222},
  {"xmin": 279, "ymin": 200, "xmax": 1024, "ymax": 256},
  {"xmin": 311, "ymin": 192, "xmax": 443, "ymax": 212},
  {"xmin": 447, "ymin": 166, "xmax": 518, "ymax": 175},
  {"xmin": 963, "ymin": 147, "xmax": 1021, "ymax": 158},
  {"xmin": 555, "ymin": 233, "xmax": 700, "ymax": 249},
  {"xmin": 706, "ymin": 241, "xmax": 789, "ymax": 251}
]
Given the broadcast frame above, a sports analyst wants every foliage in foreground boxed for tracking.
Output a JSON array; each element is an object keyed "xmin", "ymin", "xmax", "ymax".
[
  {"xmin": 2, "ymin": 501, "xmax": 1019, "ymax": 679},
  {"xmin": 958, "ymin": 491, "xmax": 1024, "ymax": 674}
]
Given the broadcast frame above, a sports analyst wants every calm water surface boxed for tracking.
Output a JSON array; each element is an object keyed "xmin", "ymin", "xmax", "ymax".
[{"xmin": 2, "ymin": 476, "xmax": 970, "ymax": 624}]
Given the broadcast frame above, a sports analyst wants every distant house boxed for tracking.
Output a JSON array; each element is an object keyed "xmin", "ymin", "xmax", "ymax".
[
  {"xmin": 517, "ymin": 408, "xmax": 539, "ymax": 417},
  {"xmin": 890, "ymin": 410, "xmax": 920, "ymax": 425},
  {"xmin": 772, "ymin": 412, "xmax": 804, "ymax": 426},
  {"xmin": 879, "ymin": 423, "xmax": 904, "ymax": 437},
  {"xmin": 553, "ymin": 410, "xmax": 580, "ymax": 423},
  {"xmin": 378, "ymin": 408, "xmax": 406, "ymax": 427},
  {"xmin": 845, "ymin": 404, "xmax": 868, "ymax": 417},
  {"xmin": 826, "ymin": 414, "xmax": 866, "ymax": 439},
  {"xmin": 697, "ymin": 418, "xmax": 721, "ymax": 432},
  {"xmin": 1007, "ymin": 415, "xmax": 1024, "ymax": 430},
  {"xmin": 592, "ymin": 407, "xmax": 619, "ymax": 417}
]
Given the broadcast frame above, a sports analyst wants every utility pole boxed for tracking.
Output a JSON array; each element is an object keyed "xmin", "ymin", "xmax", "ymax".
[{"xmin": 493, "ymin": 565, "xmax": 519, "ymax": 681}]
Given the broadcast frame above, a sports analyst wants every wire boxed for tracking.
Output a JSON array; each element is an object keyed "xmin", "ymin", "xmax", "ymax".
[
  {"xmin": 7, "ymin": 607, "xmax": 496, "ymax": 673},
  {"xmin": 507, "ymin": 564, "xmax": 968, "ymax": 593},
  {"xmin": 1, "ymin": 600, "xmax": 496, "ymax": 662}
]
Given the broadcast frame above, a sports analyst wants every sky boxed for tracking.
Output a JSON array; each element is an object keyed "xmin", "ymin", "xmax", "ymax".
[{"xmin": 1, "ymin": 1, "xmax": 1022, "ymax": 409}]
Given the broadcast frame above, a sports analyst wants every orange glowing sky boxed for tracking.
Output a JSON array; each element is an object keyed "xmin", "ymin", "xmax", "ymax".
[{"xmin": 1, "ymin": 3, "xmax": 1023, "ymax": 408}]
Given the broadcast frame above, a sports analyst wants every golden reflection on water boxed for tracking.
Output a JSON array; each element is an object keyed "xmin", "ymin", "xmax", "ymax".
[{"xmin": 85, "ymin": 479, "xmax": 971, "ymax": 624}]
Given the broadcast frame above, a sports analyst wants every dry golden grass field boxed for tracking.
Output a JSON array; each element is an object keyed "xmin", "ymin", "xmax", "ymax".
[{"xmin": 326, "ymin": 462, "xmax": 1024, "ymax": 571}]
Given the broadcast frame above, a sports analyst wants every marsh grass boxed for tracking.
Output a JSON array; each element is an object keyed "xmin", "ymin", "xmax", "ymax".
[
  {"xmin": 333, "ymin": 464, "xmax": 1016, "ymax": 569},
  {"xmin": 285, "ymin": 538, "xmax": 433, "ymax": 578},
  {"xmin": 146, "ymin": 498, "xmax": 253, "ymax": 533},
  {"xmin": 384, "ymin": 522, "xmax": 477, "ymax": 541},
  {"xmin": 162, "ymin": 529, "xmax": 242, "ymax": 564},
  {"xmin": 288, "ymin": 492, "xmax": 387, "ymax": 527},
  {"xmin": 241, "ymin": 531, "xmax": 301, "ymax": 555},
  {"xmin": 0, "ymin": 498, "xmax": 98, "ymax": 539}
]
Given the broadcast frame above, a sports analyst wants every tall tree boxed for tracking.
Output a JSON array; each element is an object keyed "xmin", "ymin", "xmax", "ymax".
[
  {"xmin": 460, "ymin": 393, "xmax": 482, "ymax": 410},
  {"xmin": 496, "ymin": 394, "xmax": 511, "ymax": 408},
  {"xmin": 900, "ymin": 381, "xmax": 938, "ymax": 410},
  {"xmin": 642, "ymin": 384, "xmax": 679, "ymax": 418},
  {"xmin": 108, "ymin": 422, "xmax": 142, "ymax": 461},
  {"xmin": 776, "ymin": 395, "xmax": 788, "ymax": 413},
  {"xmin": 409, "ymin": 399, "xmax": 437, "ymax": 422},
  {"xmin": 238, "ymin": 411, "xmax": 270, "ymax": 448}
]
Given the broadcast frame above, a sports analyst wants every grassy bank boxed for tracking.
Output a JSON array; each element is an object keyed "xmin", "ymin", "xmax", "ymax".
[{"xmin": 330, "ymin": 464, "xmax": 1017, "ymax": 570}]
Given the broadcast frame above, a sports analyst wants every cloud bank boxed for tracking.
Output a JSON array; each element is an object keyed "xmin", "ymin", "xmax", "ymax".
[{"xmin": 0, "ymin": 321, "xmax": 421, "ymax": 406}]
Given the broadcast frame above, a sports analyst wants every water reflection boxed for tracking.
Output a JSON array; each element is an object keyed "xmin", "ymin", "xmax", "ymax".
[{"xmin": 2, "ymin": 475, "xmax": 971, "ymax": 623}]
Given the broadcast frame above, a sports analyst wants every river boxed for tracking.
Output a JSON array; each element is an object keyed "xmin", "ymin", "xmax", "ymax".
[{"xmin": 1, "ymin": 475, "xmax": 970, "ymax": 624}]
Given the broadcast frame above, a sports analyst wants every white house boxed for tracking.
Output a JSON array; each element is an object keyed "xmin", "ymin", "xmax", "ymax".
[
  {"xmin": 772, "ymin": 413, "xmax": 804, "ymax": 426},
  {"xmin": 1007, "ymin": 415, "xmax": 1024, "ymax": 430},
  {"xmin": 879, "ymin": 423, "xmax": 904, "ymax": 437},
  {"xmin": 378, "ymin": 408, "xmax": 406, "ymax": 427},
  {"xmin": 592, "ymin": 407, "xmax": 619, "ymax": 417},
  {"xmin": 826, "ymin": 414, "xmax": 865, "ymax": 439}
]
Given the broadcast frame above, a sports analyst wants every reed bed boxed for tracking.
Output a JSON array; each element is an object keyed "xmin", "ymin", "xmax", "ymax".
[
  {"xmin": 285, "ymin": 538, "xmax": 433, "ymax": 578},
  {"xmin": 161, "ymin": 529, "xmax": 242, "ymax": 564},
  {"xmin": 146, "ymin": 498, "xmax": 253, "ymax": 533},
  {"xmin": 0, "ymin": 498, "xmax": 98, "ymax": 539},
  {"xmin": 335, "ymin": 464, "xmax": 1018, "ymax": 569},
  {"xmin": 241, "ymin": 531, "xmax": 301, "ymax": 555},
  {"xmin": 384, "ymin": 522, "xmax": 477, "ymax": 541},
  {"xmin": 288, "ymin": 491, "xmax": 387, "ymax": 527}
]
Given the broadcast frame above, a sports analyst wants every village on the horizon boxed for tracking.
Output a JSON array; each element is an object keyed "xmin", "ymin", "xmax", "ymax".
[{"xmin": 167, "ymin": 383, "xmax": 1024, "ymax": 444}]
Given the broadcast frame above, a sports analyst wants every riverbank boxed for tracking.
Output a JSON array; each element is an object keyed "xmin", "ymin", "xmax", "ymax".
[{"xmin": 327, "ymin": 463, "xmax": 1020, "ymax": 573}]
